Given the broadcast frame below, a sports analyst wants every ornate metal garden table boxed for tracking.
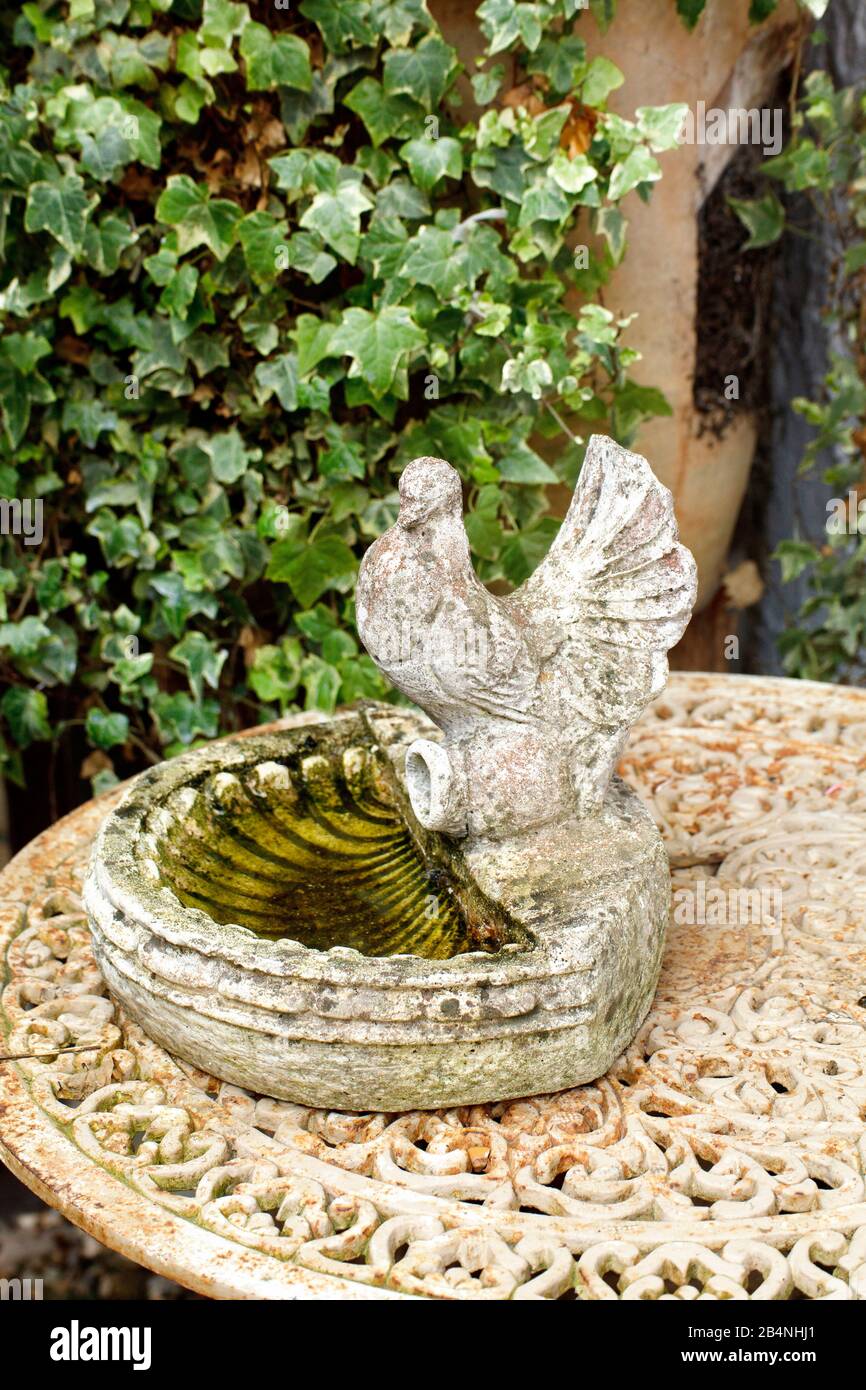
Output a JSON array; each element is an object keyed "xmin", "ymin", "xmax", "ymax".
[{"xmin": 2, "ymin": 672, "xmax": 866, "ymax": 1301}]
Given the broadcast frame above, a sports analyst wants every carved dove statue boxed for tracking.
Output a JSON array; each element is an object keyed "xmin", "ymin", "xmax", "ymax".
[{"xmin": 356, "ymin": 434, "xmax": 697, "ymax": 841}]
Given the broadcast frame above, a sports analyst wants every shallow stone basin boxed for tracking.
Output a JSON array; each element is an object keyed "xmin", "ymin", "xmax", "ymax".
[
  {"xmin": 84, "ymin": 705, "xmax": 670, "ymax": 1111},
  {"xmin": 135, "ymin": 726, "xmax": 495, "ymax": 962}
]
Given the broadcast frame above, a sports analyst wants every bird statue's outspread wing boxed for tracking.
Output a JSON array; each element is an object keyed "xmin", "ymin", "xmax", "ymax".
[{"xmin": 507, "ymin": 434, "xmax": 697, "ymax": 727}]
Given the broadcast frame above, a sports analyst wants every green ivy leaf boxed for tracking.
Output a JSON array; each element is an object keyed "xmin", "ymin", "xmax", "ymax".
[
  {"xmin": 518, "ymin": 177, "xmax": 573, "ymax": 226},
  {"xmin": 361, "ymin": 217, "xmax": 408, "ymax": 278},
  {"xmin": 159, "ymin": 262, "xmax": 198, "ymax": 319},
  {"xmin": 295, "ymin": 605, "xmax": 338, "ymax": 642},
  {"xmin": 105, "ymin": 32, "xmax": 170, "ymax": 89},
  {"xmin": 299, "ymin": 184, "xmax": 373, "ymax": 264},
  {"xmin": 501, "ymin": 516, "xmax": 560, "ymax": 585},
  {"xmin": 471, "ymin": 66, "xmax": 504, "ymax": 105},
  {"xmin": 299, "ymin": 0, "xmax": 376, "ymax": 53},
  {"xmin": 0, "ymin": 332, "xmax": 51, "ymax": 375},
  {"xmin": 280, "ymin": 73, "xmax": 336, "ymax": 143},
  {"xmin": 238, "ymin": 210, "xmax": 289, "ymax": 284},
  {"xmin": 86, "ymin": 708, "xmax": 130, "ymax": 749},
  {"xmin": 588, "ymin": 0, "xmax": 617, "ymax": 32},
  {"xmin": 200, "ymin": 0, "xmax": 249, "ymax": 45},
  {"xmin": 375, "ymin": 178, "xmax": 430, "ymax": 220},
  {"xmin": 118, "ymin": 99, "xmax": 162, "ymax": 168},
  {"xmin": 0, "ymin": 617, "xmax": 51, "ymax": 659},
  {"xmin": 765, "ymin": 140, "xmax": 831, "ymax": 193},
  {"xmin": 595, "ymin": 205, "xmax": 627, "ymax": 263},
  {"xmin": 294, "ymin": 315, "xmax": 337, "ymax": 375},
  {"xmin": 83, "ymin": 212, "xmax": 137, "ymax": 273},
  {"xmin": 549, "ymin": 150, "xmax": 597, "ymax": 194},
  {"xmin": 201, "ymin": 430, "xmax": 257, "ymax": 484},
  {"xmin": 283, "ymin": 231, "xmax": 337, "ymax": 283},
  {"xmin": 62, "ymin": 397, "xmax": 119, "ymax": 448},
  {"xmin": 369, "ymin": 0, "xmax": 434, "ymax": 45},
  {"xmin": 382, "ymin": 34, "xmax": 458, "ymax": 110},
  {"xmin": 675, "ymin": 0, "xmax": 707, "ymax": 28},
  {"xmin": 300, "ymin": 653, "xmax": 341, "ymax": 712},
  {"xmin": 636, "ymin": 103, "xmax": 690, "ymax": 152},
  {"xmin": 526, "ymin": 37, "xmax": 585, "ymax": 95},
  {"xmin": 169, "ymin": 632, "xmax": 227, "ymax": 702},
  {"xmin": 397, "ymin": 225, "xmax": 467, "ymax": 296},
  {"xmin": 399, "ymin": 136, "xmax": 463, "ymax": 193},
  {"xmin": 773, "ymin": 539, "xmax": 820, "ymax": 582},
  {"xmin": 249, "ymin": 640, "xmax": 302, "ymax": 706},
  {"xmin": 344, "ymin": 78, "xmax": 421, "ymax": 147},
  {"xmin": 1, "ymin": 687, "xmax": 51, "ymax": 747},
  {"xmin": 471, "ymin": 300, "xmax": 510, "ymax": 336},
  {"xmin": 337, "ymin": 653, "xmax": 386, "ymax": 701},
  {"xmin": 151, "ymin": 691, "xmax": 220, "ymax": 747},
  {"xmin": 319, "ymin": 436, "xmax": 366, "ymax": 480},
  {"xmin": 267, "ymin": 534, "xmax": 358, "ymax": 607},
  {"xmin": 728, "ymin": 192, "xmax": 785, "ymax": 249},
  {"xmin": 330, "ymin": 305, "xmax": 426, "ymax": 396},
  {"xmin": 497, "ymin": 445, "xmax": 557, "ymax": 484},
  {"xmin": 254, "ymin": 354, "xmax": 299, "ymax": 410},
  {"xmin": 613, "ymin": 381, "xmax": 673, "ymax": 421},
  {"xmin": 581, "ymin": 56, "xmax": 624, "ymax": 108},
  {"xmin": 477, "ymin": 0, "xmax": 544, "ymax": 54},
  {"xmin": 240, "ymin": 23, "xmax": 312, "ymax": 91}
]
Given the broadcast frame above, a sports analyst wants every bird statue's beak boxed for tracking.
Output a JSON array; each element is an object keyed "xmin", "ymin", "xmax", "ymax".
[{"xmin": 397, "ymin": 501, "xmax": 424, "ymax": 530}]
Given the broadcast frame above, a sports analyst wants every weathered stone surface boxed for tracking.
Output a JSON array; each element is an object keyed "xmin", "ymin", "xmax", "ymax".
[
  {"xmin": 356, "ymin": 435, "xmax": 697, "ymax": 841},
  {"xmin": 83, "ymin": 707, "xmax": 669, "ymax": 1110},
  {"xmin": 79, "ymin": 435, "xmax": 697, "ymax": 1111}
]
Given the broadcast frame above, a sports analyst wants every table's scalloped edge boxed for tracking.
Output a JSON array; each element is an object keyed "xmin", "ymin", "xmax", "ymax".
[{"xmin": 0, "ymin": 1058, "xmax": 408, "ymax": 1301}]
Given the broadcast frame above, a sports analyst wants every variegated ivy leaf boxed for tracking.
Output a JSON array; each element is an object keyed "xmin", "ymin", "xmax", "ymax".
[
  {"xmin": 477, "ymin": 0, "xmax": 544, "ymax": 54},
  {"xmin": 608, "ymin": 147, "xmax": 662, "ymax": 201},
  {"xmin": 156, "ymin": 176, "xmax": 242, "ymax": 259},
  {"xmin": 636, "ymin": 103, "xmax": 690, "ymax": 152},
  {"xmin": 24, "ymin": 175, "xmax": 96, "ymax": 254}
]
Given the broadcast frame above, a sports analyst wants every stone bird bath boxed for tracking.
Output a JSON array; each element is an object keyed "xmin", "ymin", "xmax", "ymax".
[{"xmin": 83, "ymin": 436, "xmax": 697, "ymax": 1111}]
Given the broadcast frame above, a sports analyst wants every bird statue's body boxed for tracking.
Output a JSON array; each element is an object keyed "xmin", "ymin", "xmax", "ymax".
[{"xmin": 356, "ymin": 435, "xmax": 697, "ymax": 842}]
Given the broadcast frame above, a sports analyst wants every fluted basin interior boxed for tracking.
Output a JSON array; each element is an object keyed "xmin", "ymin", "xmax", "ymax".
[{"xmin": 147, "ymin": 729, "xmax": 507, "ymax": 959}]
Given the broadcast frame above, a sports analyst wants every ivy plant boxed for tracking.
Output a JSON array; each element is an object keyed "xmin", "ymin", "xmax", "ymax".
[
  {"xmin": 730, "ymin": 52, "xmax": 866, "ymax": 683},
  {"xmin": 0, "ymin": 0, "xmax": 822, "ymax": 795}
]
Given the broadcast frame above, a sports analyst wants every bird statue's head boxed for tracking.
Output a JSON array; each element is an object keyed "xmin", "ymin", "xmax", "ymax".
[{"xmin": 397, "ymin": 456, "xmax": 462, "ymax": 531}]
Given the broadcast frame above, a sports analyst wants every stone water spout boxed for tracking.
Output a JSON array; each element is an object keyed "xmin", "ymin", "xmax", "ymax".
[{"xmin": 356, "ymin": 435, "xmax": 697, "ymax": 841}]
